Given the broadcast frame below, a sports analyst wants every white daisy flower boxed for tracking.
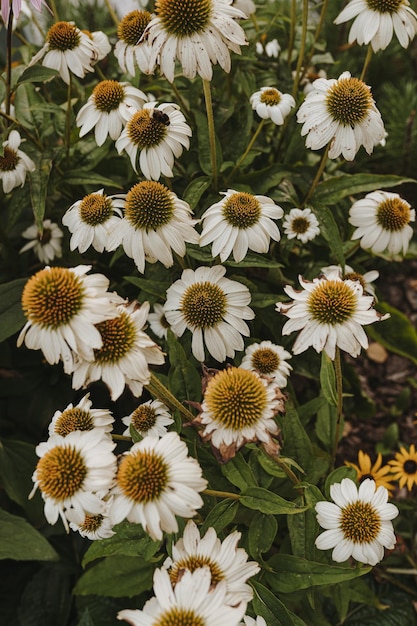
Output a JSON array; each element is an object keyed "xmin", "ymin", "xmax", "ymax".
[
  {"xmin": 164, "ymin": 265, "xmax": 255, "ymax": 363},
  {"xmin": 0, "ymin": 130, "xmax": 35, "ymax": 193},
  {"xmin": 89, "ymin": 30, "xmax": 111, "ymax": 62},
  {"xmin": 62, "ymin": 189, "xmax": 125, "ymax": 254},
  {"xmin": 276, "ymin": 269, "xmax": 389, "ymax": 359},
  {"xmin": 71, "ymin": 301, "xmax": 165, "ymax": 402},
  {"xmin": 241, "ymin": 617, "xmax": 267, "ymax": 626},
  {"xmin": 116, "ymin": 101, "xmax": 191, "ymax": 180},
  {"xmin": 164, "ymin": 520, "xmax": 259, "ymax": 603},
  {"xmin": 48, "ymin": 393, "xmax": 114, "ymax": 438},
  {"xmin": 334, "ymin": 0, "xmax": 417, "ymax": 52},
  {"xmin": 122, "ymin": 399, "xmax": 174, "ymax": 439},
  {"xmin": 315, "ymin": 478, "xmax": 399, "ymax": 566},
  {"xmin": 66, "ymin": 502, "xmax": 116, "ymax": 541},
  {"xmin": 283, "ymin": 207, "xmax": 320, "ymax": 243},
  {"xmin": 349, "ymin": 190, "xmax": 415, "ymax": 256},
  {"xmin": 29, "ymin": 429, "xmax": 117, "ymax": 532},
  {"xmin": 17, "ymin": 265, "xmax": 124, "ymax": 374},
  {"xmin": 250, "ymin": 87, "xmax": 295, "ymax": 126},
  {"xmin": 114, "ymin": 10, "xmax": 154, "ymax": 76},
  {"xmin": 296, "ymin": 71, "xmax": 386, "ymax": 161},
  {"xmin": 148, "ymin": 303, "xmax": 170, "ymax": 339},
  {"xmin": 107, "ymin": 181, "xmax": 198, "ymax": 273},
  {"xmin": 20, "ymin": 219, "xmax": 63, "ymax": 264},
  {"xmin": 144, "ymin": 0, "xmax": 248, "ymax": 83},
  {"xmin": 240, "ymin": 340, "xmax": 292, "ymax": 387},
  {"xmin": 199, "ymin": 189, "xmax": 284, "ymax": 263},
  {"xmin": 109, "ymin": 431, "xmax": 207, "ymax": 541},
  {"xmin": 321, "ymin": 264, "xmax": 379, "ymax": 299},
  {"xmin": 255, "ymin": 38, "xmax": 281, "ymax": 58},
  {"xmin": 29, "ymin": 21, "xmax": 97, "ymax": 84},
  {"xmin": 199, "ymin": 366, "xmax": 284, "ymax": 454},
  {"xmin": 233, "ymin": 0, "xmax": 255, "ymax": 15},
  {"xmin": 76, "ymin": 81, "xmax": 147, "ymax": 147},
  {"xmin": 1, "ymin": 0, "xmax": 50, "ymax": 24},
  {"xmin": 118, "ymin": 567, "xmax": 246, "ymax": 625}
]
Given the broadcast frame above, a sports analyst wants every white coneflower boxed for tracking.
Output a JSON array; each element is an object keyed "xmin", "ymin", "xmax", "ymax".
[
  {"xmin": 148, "ymin": 303, "xmax": 170, "ymax": 339},
  {"xmin": 89, "ymin": 30, "xmax": 111, "ymax": 61},
  {"xmin": 76, "ymin": 81, "xmax": 147, "ymax": 146},
  {"xmin": 116, "ymin": 101, "xmax": 191, "ymax": 180},
  {"xmin": 164, "ymin": 520, "xmax": 259, "ymax": 604},
  {"xmin": 144, "ymin": 0, "xmax": 248, "ymax": 83},
  {"xmin": 17, "ymin": 266, "xmax": 124, "ymax": 373},
  {"xmin": 20, "ymin": 219, "xmax": 63, "ymax": 264},
  {"xmin": 109, "ymin": 431, "xmax": 207, "ymax": 541},
  {"xmin": 283, "ymin": 208, "xmax": 320, "ymax": 243},
  {"xmin": 0, "ymin": 130, "xmax": 35, "ymax": 193},
  {"xmin": 199, "ymin": 189, "xmax": 283, "ymax": 262},
  {"xmin": 30, "ymin": 430, "xmax": 117, "ymax": 532},
  {"xmin": 255, "ymin": 38, "xmax": 280, "ymax": 57},
  {"xmin": 107, "ymin": 181, "xmax": 198, "ymax": 273},
  {"xmin": 349, "ymin": 190, "xmax": 415, "ymax": 256},
  {"xmin": 240, "ymin": 340, "xmax": 292, "ymax": 387},
  {"xmin": 297, "ymin": 71, "xmax": 386, "ymax": 161},
  {"xmin": 62, "ymin": 189, "xmax": 125, "ymax": 254},
  {"xmin": 48, "ymin": 393, "xmax": 114, "ymax": 438},
  {"xmin": 67, "ymin": 504, "xmax": 115, "ymax": 541},
  {"xmin": 164, "ymin": 265, "xmax": 255, "ymax": 363},
  {"xmin": 1, "ymin": 0, "xmax": 50, "ymax": 24},
  {"xmin": 122, "ymin": 399, "xmax": 174, "ymax": 439},
  {"xmin": 321, "ymin": 264, "xmax": 379, "ymax": 299},
  {"xmin": 29, "ymin": 21, "xmax": 97, "ymax": 84},
  {"xmin": 114, "ymin": 10, "xmax": 154, "ymax": 76},
  {"xmin": 276, "ymin": 269, "xmax": 389, "ymax": 359},
  {"xmin": 199, "ymin": 366, "xmax": 284, "ymax": 455},
  {"xmin": 250, "ymin": 87, "xmax": 295, "ymax": 125},
  {"xmin": 334, "ymin": 0, "xmax": 417, "ymax": 52},
  {"xmin": 241, "ymin": 618, "xmax": 267, "ymax": 626},
  {"xmin": 71, "ymin": 301, "xmax": 165, "ymax": 402},
  {"xmin": 233, "ymin": 0, "xmax": 255, "ymax": 16},
  {"xmin": 118, "ymin": 568, "xmax": 246, "ymax": 625},
  {"xmin": 315, "ymin": 478, "xmax": 399, "ymax": 566}
]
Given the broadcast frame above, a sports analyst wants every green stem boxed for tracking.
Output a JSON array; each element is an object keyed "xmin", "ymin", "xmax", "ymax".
[
  {"xmin": 287, "ymin": 0, "xmax": 297, "ymax": 66},
  {"xmin": 261, "ymin": 447, "xmax": 304, "ymax": 496},
  {"xmin": 65, "ymin": 74, "xmax": 73, "ymax": 166},
  {"xmin": 203, "ymin": 489, "xmax": 240, "ymax": 500},
  {"xmin": 360, "ymin": 45, "xmax": 373, "ymax": 82},
  {"xmin": 0, "ymin": 111, "xmax": 44, "ymax": 149},
  {"xmin": 303, "ymin": 143, "xmax": 330, "ymax": 205},
  {"xmin": 49, "ymin": 0, "xmax": 59, "ymax": 20},
  {"xmin": 202, "ymin": 78, "xmax": 218, "ymax": 190},
  {"xmin": 332, "ymin": 347, "xmax": 344, "ymax": 465},
  {"xmin": 112, "ymin": 434, "xmax": 132, "ymax": 442},
  {"xmin": 5, "ymin": 6, "xmax": 14, "ymax": 119},
  {"xmin": 300, "ymin": 0, "xmax": 330, "ymax": 83},
  {"xmin": 104, "ymin": 0, "xmax": 119, "ymax": 27},
  {"xmin": 292, "ymin": 0, "xmax": 309, "ymax": 98},
  {"xmin": 225, "ymin": 118, "xmax": 266, "ymax": 185},
  {"xmin": 147, "ymin": 372, "xmax": 197, "ymax": 423}
]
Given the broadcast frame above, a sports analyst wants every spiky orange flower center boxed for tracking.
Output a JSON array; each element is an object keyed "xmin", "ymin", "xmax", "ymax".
[
  {"xmin": 155, "ymin": 609, "xmax": 204, "ymax": 626},
  {"xmin": 79, "ymin": 193, "xmax": 114, "ymax": 225},
  {"xmin": 36, "ymin": 445, "xmax": 87, "ymax": 500},
  {"xmin": 0, "ymin": 146, "xmax": 19, "ymax": 171},
  {"xmin": 156, "ymin": 0, "xmax": 212, "ymax": 37},
  {"xmin": 326, "ymin": 77, "xmax": 372, "ymax": 126},
  {"xmin": 54, "ymin": 408, "xmax": 94, "ymax": 436},
  {"xmin": 94, "ymin": 312, "xmax": 136, "ymax": 364},
  {"xmin": 170, "ymin": 555, "xmax": 224, "ymax": 585},
  {"xmin": 251, "ymin": 347, "xmax": 280, "ymax": 374},
  {"xmin": 131, "ymin": 405, "xmax": 157, "ymax": 432},
  {"xmin": 125, "ymin": 181, "xmax": 175, "ymax": 230},
  {"xmin": 376, "ymin": 197, "xmax": 411, "ymax": 231},
  {"xmin": 116, "ymin": 449, "xmax": 169, "ymax": 502},
  {"xmin": 93, "ymin": 80, "xmax": 125, "ymax": 112},
  {"xmin": 127, "ymin": 109, "xmax": 168, "ymax": 149},
  {"xmin": 117, "ymin": 10, "xmax": 152, "ymax": 46},
  {"xmin": 180, "ymin": 281, "xmax": 227, "ymax": 329},
  {"xmin": 47, "ymin": 21, "xmax": 80, "ymax": 51},
  {"xmin": 260, "ymin": 88, "xmax": 281, "ymax": 106},
  {"xmin": 340, "ymin": 501, "xmax": 381, "ymax": 543},
  {"xmin": 366, "ymin": 0, "xmax": 403, "ymax": 13},
  {"xmin": 308, "ymin": 279, "xmax": 357, "ymax": 325},
  {"xmin": 222, "ymin": 192, "xmax": 261, "ymax": 228}
]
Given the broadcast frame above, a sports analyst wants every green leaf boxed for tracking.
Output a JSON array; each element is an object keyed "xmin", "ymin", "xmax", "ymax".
[
  {"xmin": 240, "ymin": 487, "xmax": 308, "ymax": 515},
  {"xmin": 82, "ymin": 521, "xmax": 160, "ymax": 567},
  {"xmin": 225, "ymin": 254, "xmax": 283, "ymax": 269},
  {"xmin": 17, "ymin": 65, "xmax": 58, "ymax": 84},
  {"xmin": 367, "ymin": 302, "xmax": 417, "ymax": 365},
  {"xmin": 282, "ymin": 404, "xmax": 314, "ymax": 478},
  {"xmin": 221, "ymin": 452, "xmax": 258, "ymax": 491},
  {"xmin": 166, "ymin": 330, "xmax": 201, "ymax": 402},
  {"xmin": 124, "ymin": 276, "xmax": 170, "ymax": 299},
  {"xmin": 324, "ymin": 466, "xmax": 357, "ymax": 499},
  {"xmin": 251, "ymin": 580, "xmax": 307, "ymax": 626},
  {"xmin": 0, "ymin": 279, "xmax": 26, "ymax": 342},
  {"xmin": 0, "ymin": 439, "xmax": 37, "ymax": 509},
  {"xmin": 0, "ymin": 509, "xmax": 58, "ymax": 561},
  {"xmin": 200, "ymin": 499, "xmax": 239, "ymax": 534},
  {"xmin": 315, "ymin": 397, "xmax": 337, "ymax": 451},
  {"xmin": 320, "ymin": 352, "xmax": 337, "ymax": 407},
  {"xmin": 29, "ymin": 152, "xmax": 53, "ymax": 230},
  {"xmin": 64, "ymin": 170, "xmax": 123, "ymax": 188},
  {"xmin": 75, "ymin": 555, "xmax": 154, "ymax": 597},
  {"xmin": 313, "ymin": 204, "xmax": 345, "ymax": 267},
  {"xmin": 14, "ymin": 82, "xmax": 45, "ymax": 129},
  {"xmin": 266, "ymin": 554, "xmax": 370, "ymax": 592},
  {"xmin": 182, "ymin": 176, "xmax": 210, "ymax": 209},
  {"xmin": 248, "ymin": 512, "xmax": 278, "ymax": 558},
  {"xmin": 313, "ymin": 174, "xmax": 416, "ymax": 204}
]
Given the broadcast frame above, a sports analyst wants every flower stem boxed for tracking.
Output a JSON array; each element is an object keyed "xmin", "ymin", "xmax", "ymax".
[
  {"xmin": 303, "ymin": 143, "xmax": 330, "ymax": 205},
  {"xmin": 292, "ymin": 0, "xmax": 309, "ymax": 98},
  {"xmin": 360, "ymin": 45, "xmax": 373, "ymax": 82},
  {"xmin": 225, "ymin": 118, "xmax": 266, "ymax": 185},
  {"xmin": 300, "ymin": 0, "xmax": 330, "ymax": 83},
  {"xmin": 147, "ymin": 372, "xmax": 197, "ymax": 423},
  {"xmin": 203, "ymin": 489, "xmax": 240, "ymax": 500},
  {"xmin": 112, "ymin": 434, "xmax": 132, "ymax": 442},
  {"xmin": 332, "ymin": 347, "xmax": 344, "ymax": 466},
  {"xmin": 287, "ymin": 0, "xmax": 297, "ymax": 66},
  {"xmin": 5, "ymin": 6, "xmax": 14, "ymax": 120},
  {"xmin": 65, "ymin": 74, "xmax": 73, "ymax": 166},
  {"xmin": 104, "ymin": 0, "xmax": 119, "ymax": 28},
  {"xmin": 49, "ymin": 0, "xmax": 59, "ymax": 20},
  {"xmin": 202, "ymin": 78, "xmax": 218, "ymax": 190},
  {"xmin": 261, "ymin": 446, "xmax": 304, "ymax": 496}
]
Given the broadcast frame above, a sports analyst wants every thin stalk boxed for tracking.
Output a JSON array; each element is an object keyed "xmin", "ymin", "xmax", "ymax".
[
  {"xmin": 292, "ymin": 0, "xmax": 309, "ymax": 98},
  {"xmin": 360, "ymin": 45, "xmax": 373, "ymax": 82},
  {"xmin": 147, "ymin": 372, "xmax": 196, "ymax": 423},
  {"xmin": 332, "ymin": 347, "xmax": 343, "ymax": 465},
  {"xmin": 65, "ymin": 74, "xmax": 73, "ymax": 166},
  {"xmin": 95, "ymin": 64, "xmax": 107, "ymax": 81},
  {"xmin": 5, "ymin": 6, "xmax": 14, "ymax": 119},
  {"xmin": 261, "ymin": 447, "xmax": 304, "ymax": 496},
  {"xmin": 303, "ymin": 143, "xmax": 330, "ymax": 205},
  {"xmin": 0, "ymin": 110, "xmax": 44, "ymax": 149},
  {"xmin": 49, "ymin": 0, "xmax": 59, "ymax": 20},
  {"xmin": 112, "ymin": 434, "xmax": 132, "ymax": 442},
  {"xmin": 171, "ymin": 82, "xmax": 191, "ymax": 122},
  {"xmin": 104, "ymin": 0, "xmax": 119, "ymax": 28},
  {"xmin": 203, "ymin": 489, "xmax": 240, "ymax": 500},
  {"xmin": 300, "ymin": 0, "xmax": 330, "ymax": 83},
  {"xmin": 287, "ymin": 0, "xmax": 297, "ymax": 66},
  {"xmin": 202, "ymin": 78, "xmax": 218, "ymax": 190},
  {"xmin": 225, "ymin": 118, "xmax": 266, "ymax": 185}
]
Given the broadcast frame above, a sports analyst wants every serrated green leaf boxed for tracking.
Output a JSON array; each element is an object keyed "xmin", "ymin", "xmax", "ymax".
[
  {"xmin": 75, "ymin": 555, "xmax": 154, "ymax": 597},
  {"xmin": 251, "ymin": 580, "xmax": 307, "ymax": 626},
  {"xmin": 240, "ymin": 487, "xmax": 308, "ymax": 515},
  {"xmin": 282, "ymin": 404, "xmax": 314, "ymax": 477},
  {"xmin": 320, "ymin": 352, "xmax": 338, "ymax": 407},
  {"xmin": 0, "ymin": 509, "xmax": 58, "ymax": 561},
  {"xmin": 248, "ymin": 512, "xmax": 277, "ymax": 558},
  {"xmin": 313, "ymin": 174, "xmax": 416, "ymax": 204},
  {"xmin": 313, "ymin": 204, "xmax": 345, "ymax": 267},
  {"xmin": 200, "ymin": 499, "xmax": 239, "ymax": 534},
  {"xmin": 221, "ymin": 452, "xmax": 258, "ymax": 491},
  {"xmin": 29, "ymin": 152, "xmax": 53, "ymax": 229},
  {"xmin": 82, "ymin": 521, "xmax": 160, "ymax": 567},
  {"xmin": 367, "ymin": 302, "xmax": 417, "ymax": 365},
  {"xmin": 0, "ymin": 279, "xmax": 26, "ymax": 342},
  {"xmin": 182, "ymin": 176, "xmax": 210, "ymax": 209},
  {"xmin": 17, "ymin": 65, "xmax": 58, "ymax": 84}
]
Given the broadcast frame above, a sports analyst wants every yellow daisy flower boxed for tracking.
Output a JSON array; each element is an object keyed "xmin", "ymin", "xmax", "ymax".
[
  {"xmin": 345, "ymin": 450, "xmax": 396, "ymax": 493},
  {"xmin": 389, "ymin": 444, "xmax": 417, "ymax": 491}
]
